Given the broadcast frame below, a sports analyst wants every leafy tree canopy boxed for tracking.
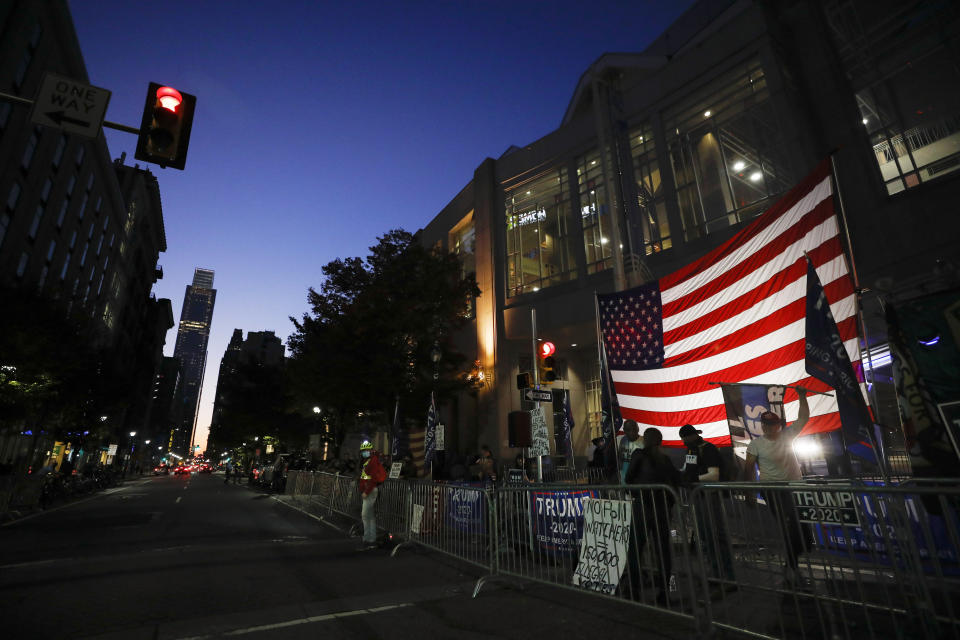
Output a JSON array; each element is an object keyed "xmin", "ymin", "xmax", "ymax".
[{"xmin": 287, "ymin": 229, "xmax": 478, "ymax": 450}]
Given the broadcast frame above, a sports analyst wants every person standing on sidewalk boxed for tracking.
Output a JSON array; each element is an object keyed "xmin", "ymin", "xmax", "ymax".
[
  {"xmin": 618, "ymin": 420, "xmax": 644, "ymax": 483},
  {"xmin": 742, "ymin": 388, "xmax": 810, "ymax": 585},
  {"xmin": 358, "ymin": 440, "xmax": 387, "ymax": 550},
  {"xmin": 679, "ymin": 424, "xmax": 736, "ymax": 597}
]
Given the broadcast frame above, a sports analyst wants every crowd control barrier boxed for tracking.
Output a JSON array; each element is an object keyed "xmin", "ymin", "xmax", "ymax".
[
  {"xmin": 687, "ymin": 481, "xmax": 960, "ymax": 639},
  {"xmin": 280, "ymin": 471, "xmax": 960, "ymax": 639}
]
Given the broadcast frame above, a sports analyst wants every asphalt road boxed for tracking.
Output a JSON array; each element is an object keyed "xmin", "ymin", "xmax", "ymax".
[{"xmin": 0, "ymin": 473, "xmax": 696, "ymax": 639}]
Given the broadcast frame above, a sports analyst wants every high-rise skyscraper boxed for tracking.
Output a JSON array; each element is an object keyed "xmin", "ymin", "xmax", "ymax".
[{"xmin": 172, "ymin": 268, "xmax": 216, "ymax": 455}]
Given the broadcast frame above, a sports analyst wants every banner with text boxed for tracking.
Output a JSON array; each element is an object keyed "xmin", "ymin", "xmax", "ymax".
[
  {"xmin": 572, "ymin": 497, "xmax": 633, "ymax": 594},
  {"xmin": 531, "ymin": 488, "xmax": 597, "ymax": 556}
]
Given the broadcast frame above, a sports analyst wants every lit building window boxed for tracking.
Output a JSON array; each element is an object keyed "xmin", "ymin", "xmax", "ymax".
[
  {"xmin": 0, "ymin": 102, "xmax": 11, "ymax": 132},
  {"xmin": 505, "ymin": 167, "xmax": 575, "ymax": 296},
  {"xmin": 56, "ymin": 199, "xmax": 68, "ymax": 228},
  {"xmin": 825, "ymin": 2, "xmax": 960, "ymax": 194},
  {"xmin": 60, "ymin": 252, "xmax": 71, "ymax": 280},
  {"xmin": 577, "ymin": 151, "xmax": 611, "ymax": 274},
  {"xmin": 449, "ymin": 212, "xmax": 476, "ymax": 318},
  {"xmin": 53, "ymin": 135, "xmax": 66, "ymax": 169},
  {"xmin": 6, "ymin": 182, "xmax": 21, "ymax": 211},
  {"xmin": 46, "ymin": 239, "xmax": 56, "ymax": 262},
  {"xmin": 664, "ymin": 59, "xmax": 791, "ymax": 240},
  {"xmin": 0, "ymin": 213, "xmax": 10, "ymax": 249},
  {"xmin": 28, "ymin": 204, "xmax": 44, "ymax": 238},
  {"xmin": 78, "ymin": 194, "xmax": 88, "ymax": 220},
  {"xmin": 21, "ymin": 129, "xmax": 40, "ymax": 170},
  {"xmin": 629, "ymin": 123, "xmax": 670, "ymax": 255},
  {"xmin": 16, "ymin": 252, "xmax": 29, "ymax": 278}
]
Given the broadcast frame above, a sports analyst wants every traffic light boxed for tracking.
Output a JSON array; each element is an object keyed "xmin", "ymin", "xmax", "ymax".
[
  {"xmin": 516, "ymin": 372, "xmax": 533, "ymax": 390},
  {"xmin": 538, "ymin": 341, "xmax": 557, "ymax": 384},
  {"xmin": 135, "ymin": 82, "xmax": 196, "ymax": 170}
]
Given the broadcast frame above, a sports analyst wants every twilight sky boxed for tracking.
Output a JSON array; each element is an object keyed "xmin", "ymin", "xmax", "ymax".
[{"xmin": 69, "ymin": 0, "xmax": 695, "ymax": 453}]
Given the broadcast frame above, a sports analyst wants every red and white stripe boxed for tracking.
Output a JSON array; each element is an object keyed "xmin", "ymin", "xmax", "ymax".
[{"xmin": 611, "ymin": 160, "xmax": 862, "ymax": 447}]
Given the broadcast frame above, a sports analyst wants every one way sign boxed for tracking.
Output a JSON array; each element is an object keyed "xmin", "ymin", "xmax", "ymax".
[
  {"xmin": 30, "ymin": 73, "xmax": 111, "ymax": 139},
  {"xmin": 525, "ymin": 389, "xmax": 553, "ymax": 403}
]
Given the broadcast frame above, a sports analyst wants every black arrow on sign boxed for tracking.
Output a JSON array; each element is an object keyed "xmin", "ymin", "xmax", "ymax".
[{"xmin": 45, "ymin": 111, "xmax": 90, "ymax": 128}]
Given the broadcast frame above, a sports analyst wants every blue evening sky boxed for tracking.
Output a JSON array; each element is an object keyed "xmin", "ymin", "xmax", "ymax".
[{"xmin": 69, "ymin": 0, "xmax": 695, "ymax": 450}]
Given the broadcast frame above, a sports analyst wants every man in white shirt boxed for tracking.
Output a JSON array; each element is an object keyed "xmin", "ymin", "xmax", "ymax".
[{"xmin": 742, "ymin": 389, "xmax": 810, "ymax": 583}]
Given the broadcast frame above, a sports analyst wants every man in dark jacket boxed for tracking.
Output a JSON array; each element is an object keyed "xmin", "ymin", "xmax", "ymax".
[
  {"xmin": 358, "ymin": 440, "xmax": 387, "ymax": 549},
  {"xmin": 680, "ymin": 423, "xmax": 736, "ymax": 596},
  {"xmin": 624, "ymin": 428, "xmax": 681, "ymax": 603}
]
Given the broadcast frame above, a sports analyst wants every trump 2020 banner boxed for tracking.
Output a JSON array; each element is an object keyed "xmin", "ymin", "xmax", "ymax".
[
  {"xmin": 445, "ymin": 482, "xmax": 486, "ymax": 534},
  {"xmin": 531, "ymin": 489, "xmax": 597, "ymax": 556}
]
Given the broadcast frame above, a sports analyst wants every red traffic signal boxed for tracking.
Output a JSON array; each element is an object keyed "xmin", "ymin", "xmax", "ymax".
[
  {"xmin": 538, "ymin": 341, "xmax": 556, "ymax": 358},
  {"xmin": 135, "ymin": 82, "xmax": 196, "ymax": 170}
]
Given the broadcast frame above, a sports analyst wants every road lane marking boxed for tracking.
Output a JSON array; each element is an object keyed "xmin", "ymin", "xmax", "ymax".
[
  {"xmin": 176, "ymin": 496, "xmax": 182, "ymax": 503},
  {"xmin": 174, "ymin": 603, "xmax": 412, "ymax": 639}
]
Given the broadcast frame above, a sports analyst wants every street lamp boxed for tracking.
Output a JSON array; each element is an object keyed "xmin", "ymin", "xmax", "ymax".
[{"xmin": 313, "ymin": 406, "xmax": 320, "ymax": 414}]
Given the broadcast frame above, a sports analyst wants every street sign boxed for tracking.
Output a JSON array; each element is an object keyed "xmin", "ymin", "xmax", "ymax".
[
  {"xmin": 525, "ymin": 389, "xmax": 553, "ymax": 403},
  {"xmin": 30, "ymin": 72, "xmax": 111, "ymax": 139}
]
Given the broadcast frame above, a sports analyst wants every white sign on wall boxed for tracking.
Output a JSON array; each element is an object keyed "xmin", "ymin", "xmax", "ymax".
[{"xmin": 435, "ymin": 424, "xmax": 445, "ymax": 451}]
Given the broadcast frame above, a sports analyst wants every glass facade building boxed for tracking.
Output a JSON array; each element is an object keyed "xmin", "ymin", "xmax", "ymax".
[
  {"xmin": 416, "ymin": 0, "xmax": 960, "ymax": 465},
  {"xmin": 172, "ymin": 268, "xmax": 217, "ymax": 455}
]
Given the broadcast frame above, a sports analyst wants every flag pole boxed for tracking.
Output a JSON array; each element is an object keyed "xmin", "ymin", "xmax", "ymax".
[
  {"xmin": 707, "ymin": 381, "xmax": 833, "ymax": 397},
  {"xmin": 595, "ymin": 293, "xmax": 623, "ymax": 484},
  {"xmin": 829, "ymin": 153, "xmax": 889, "ymax": 481}
]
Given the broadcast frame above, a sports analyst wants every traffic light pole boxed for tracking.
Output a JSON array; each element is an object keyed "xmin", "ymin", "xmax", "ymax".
[
  {"xmin": 0, "ymin": 90, "xmax": 141, "ymax": 135},
  {"xmin": 531, "ymin": 308, "xmax": 543, "ymax": 482}
]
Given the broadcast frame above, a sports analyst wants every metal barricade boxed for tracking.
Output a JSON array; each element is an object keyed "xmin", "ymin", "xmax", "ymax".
[
  {"xmin": 689, "ymin": 481, "xmax": 960, "ymax": 639},
  {"xmin": 374, "ymin": 478, "xmax": 412, "ymax": 541},
  {"xmin": 487, "ymin": 483, "xmax": 702, "ymax": 627},
  {"xmin": 401, "ymin": 480, "xmax": 492, "ymax": 571}
]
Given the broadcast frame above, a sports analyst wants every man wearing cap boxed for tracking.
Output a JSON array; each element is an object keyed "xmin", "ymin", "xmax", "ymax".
[
  {"xmin": 680, "ymin": 424, "xmax": 735, "ymax": 595},
  {"xmin": 742, "ymin": 388, "xmax": 810, "ymax": 583},
  {"xmin": 358, "ymin": 439, "xmax": 387, "ymax": 550}
]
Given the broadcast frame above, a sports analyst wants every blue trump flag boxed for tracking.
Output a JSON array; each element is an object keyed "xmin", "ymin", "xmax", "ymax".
[
  {"xmin": 599, "ymin": 344, "xmax": 623, "ymax": 481},
  {"xmin": 804, "ymin": 256, "xmax": 877, "ymax": 465},
  {"xmin": 559, "ymin": 390, "xmax": 575, "ymax": 462},
  {"xmin": 424, "ymin": 392, "xmax": 438, "ymax": 468}
]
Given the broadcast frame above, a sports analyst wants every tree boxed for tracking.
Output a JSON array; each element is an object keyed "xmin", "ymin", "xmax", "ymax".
[
  {"xmin": 0, "ymin": 286, "xmax": 129, "ymax": 469},
  {"xmin": 288, "ymin": 229, "xmax": 478, "ymax": 455}
]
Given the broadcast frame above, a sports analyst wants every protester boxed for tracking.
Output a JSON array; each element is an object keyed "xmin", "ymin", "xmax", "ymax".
[
  {"xmin": 399, "ymin": 453, "xmax": 418, "ymax": 479},
  {"xmin": 357, "ymin": 440, "xmax": 387, "ymax": 550},
  {"xmin": 474, "ymin": 445, "xmax": 497, "ymax": 483},
  {"xmin": 625, "ymin": 427, "xmax": 681, "ymax": 604},
  {"xmin": 742, "ymin": 388, "xmax": 810, "ymax": 585},
  {"xmin": 679, "ymin": 423, "xmax": 735, "ymax": 596},
  {"xmin": 618, "ymin": 420, "xmax": 644, "ymax": 483},
  {"xmin": 223, "ymin": 461, "xmax": 232, "ymax": 484}
]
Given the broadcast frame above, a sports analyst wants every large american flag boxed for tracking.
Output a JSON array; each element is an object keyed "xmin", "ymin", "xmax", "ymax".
[{"xmin": 598, "ymin": 159, "xmax": 861, "ymax": 447}]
